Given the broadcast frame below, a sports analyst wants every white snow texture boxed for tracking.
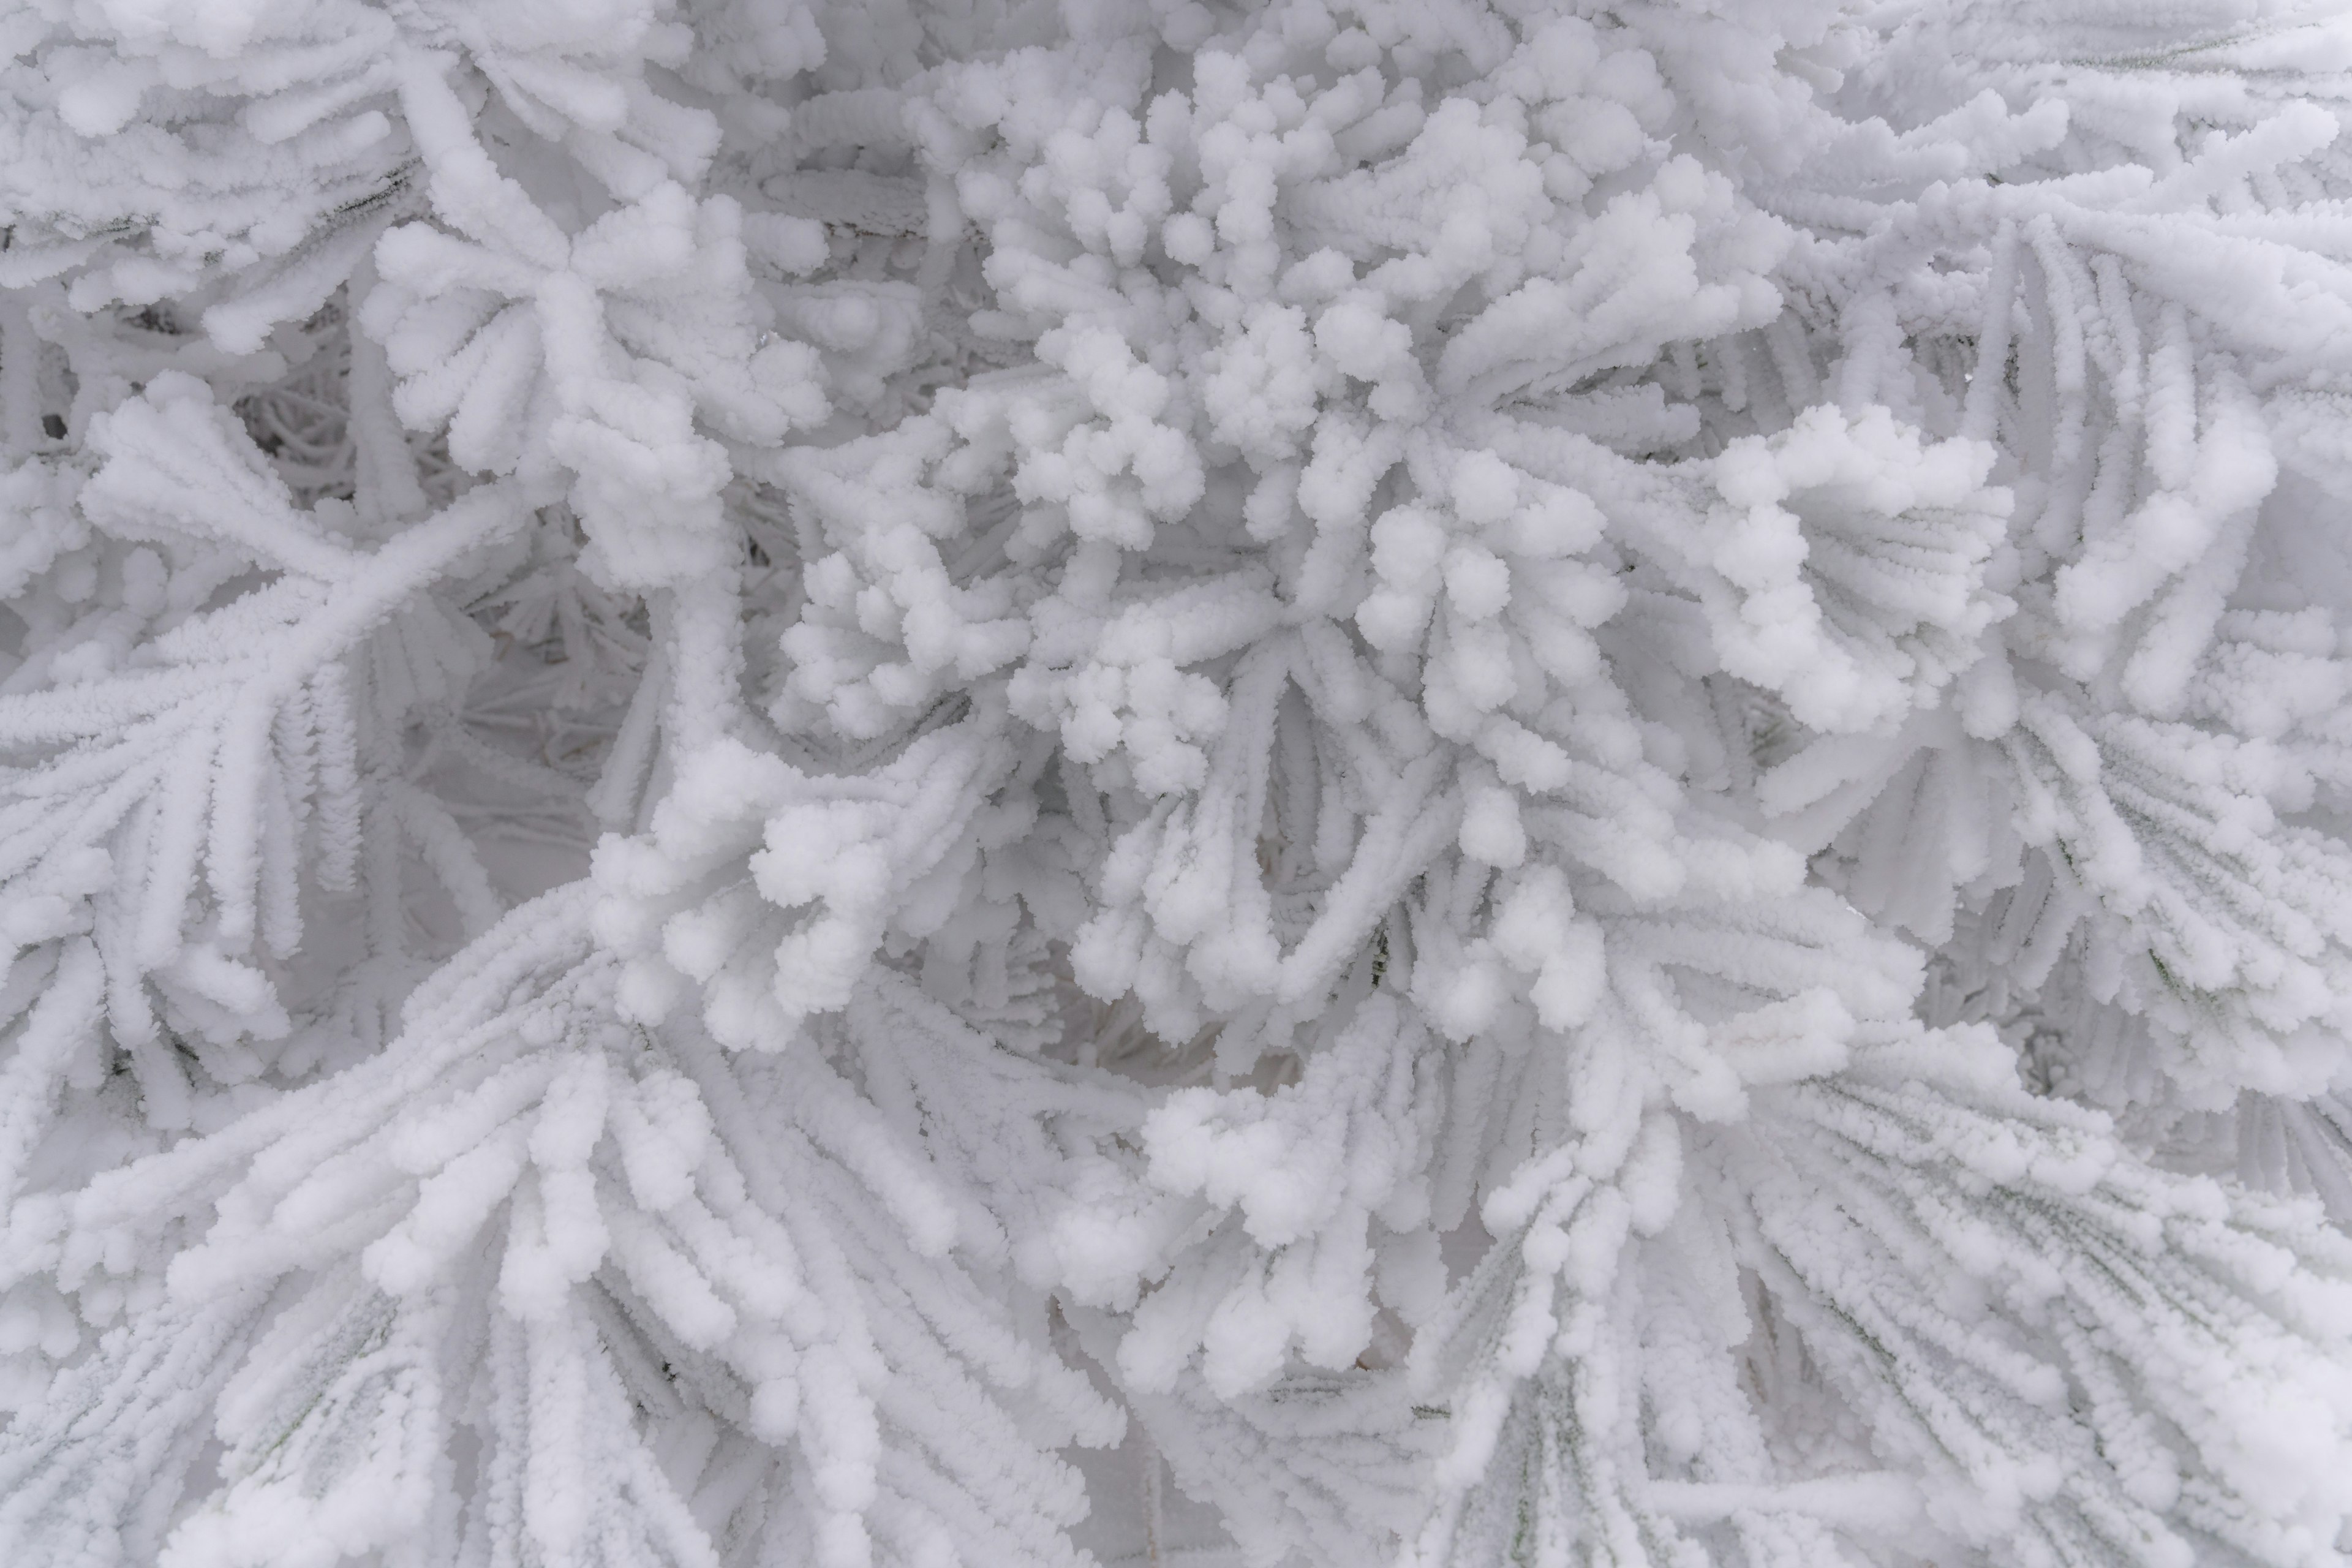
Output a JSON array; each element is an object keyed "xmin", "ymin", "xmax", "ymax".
[{"xmin": 5, "ymin": 0, "xmax": 2352, "ymax": 1564}]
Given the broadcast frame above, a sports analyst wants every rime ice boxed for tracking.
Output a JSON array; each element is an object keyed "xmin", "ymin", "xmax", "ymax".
[{"xmin": 3, "ymin": 2, "xmax": 2352, "ymax": 1567}]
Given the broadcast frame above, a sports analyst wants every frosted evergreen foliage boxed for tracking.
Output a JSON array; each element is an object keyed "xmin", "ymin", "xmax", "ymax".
[{"xmin": 6, "ymin": 0, "xmax": 2352, "ymax": 1564}]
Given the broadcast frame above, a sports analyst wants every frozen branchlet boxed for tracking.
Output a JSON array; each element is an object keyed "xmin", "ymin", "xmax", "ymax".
[{"xmin": 6, "ymin": 1, "xmax": 2352, "ymax": 1565}]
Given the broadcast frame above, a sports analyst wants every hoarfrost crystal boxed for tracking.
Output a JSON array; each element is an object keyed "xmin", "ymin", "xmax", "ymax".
[{"xmin": 4, "ymin": 1, "xmax": 2352, "ymax": 1565}]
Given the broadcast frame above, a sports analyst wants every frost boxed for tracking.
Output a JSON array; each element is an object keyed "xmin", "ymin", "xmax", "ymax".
[{"xmin": 6, "ymin": 1, "xmax": 2352, "ymax": 1566}]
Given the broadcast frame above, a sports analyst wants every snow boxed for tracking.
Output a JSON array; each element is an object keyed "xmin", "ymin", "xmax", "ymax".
[{"xmin": 6, "ymin": 0, "xmax": 2352, "ymax": 1565}]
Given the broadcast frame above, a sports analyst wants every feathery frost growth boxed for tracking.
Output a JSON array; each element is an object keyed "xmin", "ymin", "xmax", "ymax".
[{"xmin": 6, "ymin": 0, "xmax": 2352, "ymax": 1563}]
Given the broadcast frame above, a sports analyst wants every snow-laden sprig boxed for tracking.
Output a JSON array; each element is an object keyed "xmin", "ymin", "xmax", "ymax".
[
  {"xmin": 0, "ymin": 339, "xmax": 542, "ymax": 1412},
  {"xmin": 1408, "ymin": 1023, "xmax": 2352, "ymax": 1568},
  {"xmin": 1758, "ymin": 178, "xmax": 2352, "ymax": 1111},
  {"xmin": 1067, "ymin": 1302, "xmax": 1441, "ymax": 1568},
  {"xmin": 0, "ymin": 372, "xmax": 520, "ymax": 1093},
  {"xmin": 1121, "ymin": 994, "xmax": 1439, "ymax": 1400},
  {"xmin": 590, "ymin": 696, "xmax": 1037, "ymax": 1049},
  {"xmin": 1688, "ymin": 405, "xmax": 2013, "ymax": 736},
  {"xmin": 14, "ymin": 888, "xmax": 1141, "ymax": 1568},
  {"xmin": 0, "ymin": 1290, "xmax": 274, "ymax": 1568},
  {"xmin": 0, "ymin": 0, "xmax": 407, "ymax": 335},
  {"xmin": 361, "ymin": 58, "xmax": 827, "ymax": 589}
]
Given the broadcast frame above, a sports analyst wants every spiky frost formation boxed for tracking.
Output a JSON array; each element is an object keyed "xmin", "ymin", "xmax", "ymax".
[{"xmin": 5, "ymin": 1, "xmax": 2352, "ymax": 1566}]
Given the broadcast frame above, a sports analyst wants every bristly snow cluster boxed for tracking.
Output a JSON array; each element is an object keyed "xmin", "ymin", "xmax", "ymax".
[{"xmin": 5, "ymin": 0, "xmax": 2352, "ymax": 1564}]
